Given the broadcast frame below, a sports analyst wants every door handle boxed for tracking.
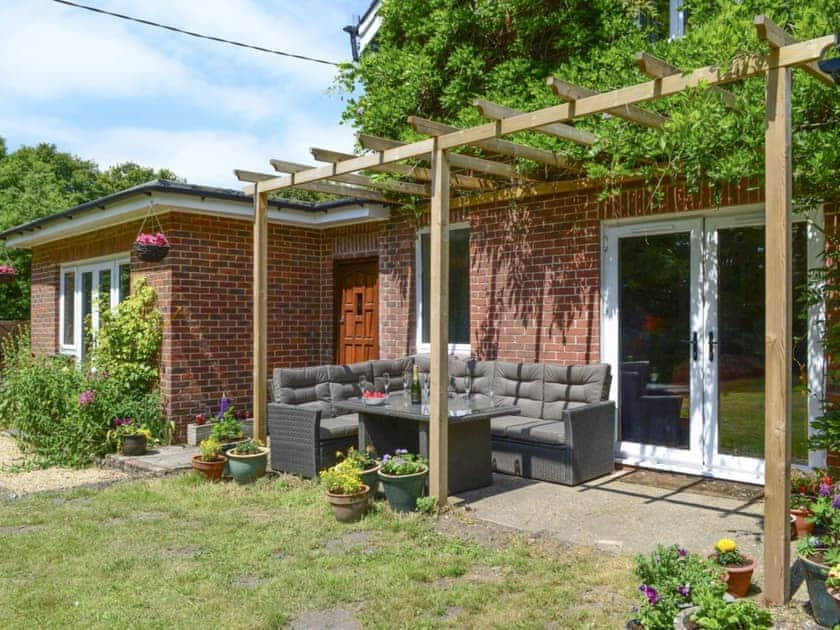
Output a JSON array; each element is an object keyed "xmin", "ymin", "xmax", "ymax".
[
  {"xmin": 685, "ymin": 332, "xmax": 698, "ymax": 362},
  {"xmin": 708, "ymin": 331, "xmax": 718, "ymax": 362}
]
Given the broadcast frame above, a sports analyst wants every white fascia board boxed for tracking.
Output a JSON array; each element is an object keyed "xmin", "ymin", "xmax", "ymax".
[
  {"xmin": 358, "ymin": 0, "xmax": 382, "ymax": 51},
  {"xmin": 4, "ymin": 193, "xmax": 390, "ymax": 248}
]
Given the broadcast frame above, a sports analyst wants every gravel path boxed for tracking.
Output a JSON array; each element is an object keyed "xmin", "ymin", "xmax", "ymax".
[{"xmin": 0, "ymin": 434, "xmax": 128, "ymax": 498}]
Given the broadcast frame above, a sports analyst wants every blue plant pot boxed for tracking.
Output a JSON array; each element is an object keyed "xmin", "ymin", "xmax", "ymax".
[
  {"xmin": 379, "ymin": 467, "xmax": 428, "ymax": 513},
  {"xmin": 226, "ymin": 448, "xmax": 268, "ymax": 484},
  {"xmin": 800, "ymin": 554, "xmax": 840, "ymax": 627}
]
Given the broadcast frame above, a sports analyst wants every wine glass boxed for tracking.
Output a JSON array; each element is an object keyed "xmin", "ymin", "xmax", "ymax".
[
  {"xmin": 464, "ymin": 372, "xmax": 472, "ymax": 400},
  {"xmin": 382, "ymin": 371, "xmax": 391, "ymax": 397},
  {"xmin": 421, "ymin": 373, "xmax": 430, "ymax": 404},
  {"xmin": 488, "ymin": 387, "xmax": 495, "ymax": 407},
  {"xmin": 359, "ymin": 374, "xmax": 369, "ymax": 395}
]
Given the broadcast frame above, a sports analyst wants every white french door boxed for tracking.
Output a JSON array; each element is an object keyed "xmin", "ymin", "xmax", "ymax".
[{"xmin": 603, "ymin": 209, "xmax": 823, "ymax": 483}]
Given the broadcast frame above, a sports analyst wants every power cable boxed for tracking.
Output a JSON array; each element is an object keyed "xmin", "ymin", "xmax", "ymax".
[{"xmin": 49, "ymin": 0, "xmax": 342, "ymax": 66}]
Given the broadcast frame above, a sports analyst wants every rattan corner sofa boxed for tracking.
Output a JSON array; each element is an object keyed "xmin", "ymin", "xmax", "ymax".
[{"xmin": 267, "ymin": 356, "xmax": 615, "ymax": 486}]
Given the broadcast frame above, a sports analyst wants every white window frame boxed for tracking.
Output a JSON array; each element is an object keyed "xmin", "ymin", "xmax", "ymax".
[
  {"xmin": 59, "ymin": 253, "xmax": 130, "ymax": 361},
  {"xmin": 415, "ymin": 222, "xmax": 471, "ymax": 355},
  {"xmin": 669, "ymin": 0, "xmax": 686, "ymax": 39}
]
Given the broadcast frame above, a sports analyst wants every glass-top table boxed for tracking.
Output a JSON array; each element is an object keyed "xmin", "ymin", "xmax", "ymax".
[{"xmin": 334, "ymin": 394, "xmax": 519, "ymax": 494}]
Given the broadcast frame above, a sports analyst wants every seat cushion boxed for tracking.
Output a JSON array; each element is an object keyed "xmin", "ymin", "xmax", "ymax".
[
  {"xmin": 543, "ymin": 363, "xmax": 611, "ymax": 420},
  {"xmin": 319, "ymin": 414, "xmax": 359, "ymax": 440},
  {"xmin": 491, "ymin": 415, "xmax": 567, "ymax": 445},
  {"xmin": 494, "ymin": 362, "xmax": 544, "ymax": 418}
]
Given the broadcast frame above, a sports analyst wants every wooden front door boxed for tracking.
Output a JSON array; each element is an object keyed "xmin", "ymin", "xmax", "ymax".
[{"xmin": 336, "ymin": 260, "xmax": 379, "ymax": 364}]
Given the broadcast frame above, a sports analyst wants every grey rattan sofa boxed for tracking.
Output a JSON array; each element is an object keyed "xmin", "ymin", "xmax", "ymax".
[{"xmin": 268, "ymin": 356, "xmax": 614, "ymax": 486}]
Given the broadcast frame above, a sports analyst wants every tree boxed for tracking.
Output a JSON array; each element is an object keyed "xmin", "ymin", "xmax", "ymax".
[
  {"xmin": 0, "ymin": 140, "xmax": 179, "ymax": 319},
  {"xmin": 337, "ymin": 0, "xmax": 839, "ymax": 208}
]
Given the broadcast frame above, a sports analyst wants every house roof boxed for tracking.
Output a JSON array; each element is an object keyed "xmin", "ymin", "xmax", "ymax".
[{"xmin": 0, "ymin": 179, "xmax": 388, "ymax": 247}]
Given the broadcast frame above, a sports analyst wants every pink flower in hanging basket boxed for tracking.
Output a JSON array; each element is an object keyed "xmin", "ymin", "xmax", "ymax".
[
  {"xmin": 135, "ymin": 232, "xmax": 169, "ymax": 247},
  {"xmin": 0, "ymin": 265, "xmax": 16, "ymax": 276}
]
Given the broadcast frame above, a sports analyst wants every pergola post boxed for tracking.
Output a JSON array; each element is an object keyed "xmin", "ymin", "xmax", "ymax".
[
  {"xmin": 763, "ymin": 60, "xmax": 793, "ymax": 606},
  {"xmin": 252, "ymin": 187, "xmax": 269, "ymax": 442},
  {"xmin": 429, "ymin": 143, "xmax": 450, "ymax": 506}
]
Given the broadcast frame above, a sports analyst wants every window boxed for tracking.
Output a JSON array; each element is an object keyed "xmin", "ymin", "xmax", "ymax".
[
  {"xmin": 669, "ymin": 0, "xmax": 686, "ymax": 39},
  {"xmin": 60, "ymin": 255, "xmax": 130, "ymax": 361},
  {"xmin": 417, "ymin": 226, "xmax": 470, "ymax": 350}
]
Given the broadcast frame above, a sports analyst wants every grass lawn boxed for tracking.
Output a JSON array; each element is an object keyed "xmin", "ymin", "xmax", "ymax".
[{"xmin": 0, "ymin": 474, "xmax": 635, "ymax": 629}]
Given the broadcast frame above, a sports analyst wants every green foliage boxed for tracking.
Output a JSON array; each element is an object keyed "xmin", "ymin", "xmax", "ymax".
[
  {"xmin": 632, "ymin": 544, "xmax": 726, "ymax": 630},
  {"xmin": 230, "ymin": 439, "xmax": 264, "ymax": 456},
  {"xmin": 0, "ymin": 140, "xmax": 179, "ymax": 319},
  {"xmin": 690, "ymin": 591, "xmax": 772, "ymax": 629},
  {"xmin": 415, "ymin": 495, "xmax": 438, "ymax": 515},
  {"xmin": 338, "ymin": 446, "xmax": 378, "ymax": 471},
  {"xmin": 339, "ymin": 0, "xmax": 839, "ymax": 209},
  {"xmin": 199, "ymin": 438, "xmax": 223, "ymax": 462},
  {"xmin": 379, "ymin": 450, "xmax": 428, "ymax": 475},
  {"xmin": 319, "ymin": 459, "xmax": 364, "ymax": 495},
  {"xmin": 209, "ymin": 409, "xmax": 245, "ymax": 442},
  {"xmin": 91, "ymin": 279, "xmax": 162, "ymax": 392}
]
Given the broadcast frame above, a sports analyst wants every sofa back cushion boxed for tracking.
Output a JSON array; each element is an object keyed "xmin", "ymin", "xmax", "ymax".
[
  {"xmin": 543, "ymin": 363, "xmax": 611, "ymax": 420},
  {"xmin": 326, "ymin": 362, "xmax": 374, "ymax": 410},
  {"xmin": 372, "ymin": 357, "xmax": 413, "ymax": 392},
  {"xmin": 494, "ymin": 362, "xmax": 544, "ymax": 418},
  {"xmin": 273, "ymin": 366, "xmax": 334, "ymax": 418}
]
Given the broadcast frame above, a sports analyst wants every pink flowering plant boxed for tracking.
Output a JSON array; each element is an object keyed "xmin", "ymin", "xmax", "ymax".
[
  {"xmin": 0, "ymin": 264, "xmax": 17, "ymax": 276},
  {"xmin": 135, "ymin": 232, "xmax": 169, "ymax": 247}
]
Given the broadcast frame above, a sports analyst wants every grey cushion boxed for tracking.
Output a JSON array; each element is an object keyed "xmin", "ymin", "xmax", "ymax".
[
  {"xmin": 372, "ymin": 357, "xmax": 413, "ymax": 392},
  {"xmin": 471, "ymin": 360, "xmax": 495, "ymax": 396},
  {"xmin": 491, "ymin": 415, "xmax": 567, "ymax": 445},
  {"xmin": 414, "ymin": 354, "xmax": 430, "ymax": 375},
  {"xmin": 494, "ymin": 361, "xmax": 544, "ymax": 418},
  {"xmin": 325, "ymin": 362, "xmax": 374, "ymax": 408},
  {"xmin": 273, "ymin": 366, "xmax": 333, "ymax": 416},
  {"xmin": 319, "ymin": 414, "xmax": 359, "ymax": 440},
  {"xmin": 542, "ymin": 363, "xmax": 611, "ymax": 420},
  {"xmin": 296, "ymin": 400, "xmax": 335, "ymax": 418}
]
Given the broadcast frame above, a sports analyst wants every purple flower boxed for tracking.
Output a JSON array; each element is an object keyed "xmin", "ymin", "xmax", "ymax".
[
  {"xmin": 820, "ymin": 482, "xmax": 832, "ymax": 497},
  {"xmin": 79, "ymin": 389, "xmax": 96, "ymax": 406},
  {"xmin": 832, "ymin": 495, "xmax": 840, "ymax": 510},
  {"xmin": 639, "ymin": 584, "xmax": 659, "ymax": 605},
  {"xmin": 218, "ymin": 393, "xmax": 230, "ymax": 418},
  {"xmin": 678, "ymin": 547, "xmax": 688, "ymax": 557},
  {"xmin": 382, "ymin": 454, "xmax": 391, "ymax": 462},
  {"xmin": 678, "ymin": 584, "xmax": 690, "ymax": 597}
]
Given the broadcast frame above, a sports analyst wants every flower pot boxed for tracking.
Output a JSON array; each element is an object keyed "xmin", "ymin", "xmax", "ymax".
[
  {"xmin": 379, "ymin": 466, "xmax": 428, "ymax": 513},
  {"xmin": 326, "ymin": 485, "xmax": 370, "ymax": 523},
  {"xmin": 226, "ymin": 447, "xmax": 268, "ymax": 484},
  {"xmin": 672, "ymin": 606, "xmax": 700, "ymax": 629},
  {"xmin": 360, "ymin": 464, "xmax": 381, "ymax": 500},
  {"xmin": 134, "ymin": 242, "xmax": 170, "ymax": 263},
  {"xmin": 220, "ymin": 439, "xmax": 247, "ymax": 476},
  {"xmin": 121, "ymin": 434, "xmax": 147, "ymax": 456},
  {"xmin": 791, "ymin": 506, "xmax": 815, "ymax": 539},
  {"xmin": 721, "ymin": 556, "xmax": 755, "ymax": 598},
  {"xmin": 800, "ymin": 553, "xmax": 840, "ymax": 627},
  {"xmin": 828, "ymin": 586, "xmax": 840, "ymax": 613},
  {"xmin": 191, "ymin": 454, "xmax": 227, "ymax": 481}
]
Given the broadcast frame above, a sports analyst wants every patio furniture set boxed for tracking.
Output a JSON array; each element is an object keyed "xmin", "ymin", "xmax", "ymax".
[{"xmin": 267, "ymin": 356, "xmax": 615, "ymax": 490}]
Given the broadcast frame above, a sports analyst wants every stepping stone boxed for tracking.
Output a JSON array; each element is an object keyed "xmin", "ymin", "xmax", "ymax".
[{"xmin": 289, "ymin": 607, "xmax": 360, "ymax": 630}]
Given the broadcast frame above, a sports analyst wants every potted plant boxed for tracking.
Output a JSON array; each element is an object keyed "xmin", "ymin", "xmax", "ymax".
[
  {"xmin": 340, "ymin": 446, "xmax": 380, "ymax": 497},
  {"xmin": 378, "ymin": 449, "xmax": 428, "ymax": 513},
  {"xmin": 826, "ymin": 563, "xmax": 840, "ymax": 611},
  {"xmin": 797, "ymin": 486, "xmax": 840, "ymax": 627},
  {"xmin": 320, "ymin": 459, "xmax": 370, "ymax": 523},
  {"xmin": 226, "ymin": 439, "xmax": 268, "ymax": 484},
  {"xmin": 791, "ymin": 470, "xmax": 825, "ymax": 538},
  {"xmin": 191, "ymin": 438, "xmax": 227, "ymax": 481},
  {"xmin": 0, "ymin": 264, "xmax": 17, "ymax": 284},
  {"xmin": 134, "ymin": 231, "xmax": 170, "ymax": 262},
  {"xmin": 112, "ymin": 417, "xmax": 152, "ymax": 456},
  {"xmin": 677, "ymin": 591, "xmax": 772, "ymax": 629},
  {"xmin": 210, "ymin": 408, "xmax": 246, "ymax": 447},
  {"xmin": 709, "ymin": 538, "xmax": 755, "ymax": 597}
]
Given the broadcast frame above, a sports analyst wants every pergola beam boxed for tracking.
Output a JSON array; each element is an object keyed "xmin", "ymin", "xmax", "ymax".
[
  {"xmin": 310, "ymin": 147, "xmax": 493, "ymax": 191},
  {"xmin": 357, "ymin": 133, "xmax": 540, "ymax": 181},
  {"xmin": 634, "ymin": 52, "xmax": 737, "ymax": 109},
  {"xmin": 235, "ymin": 169, "xmax": 397, "ymax": 203},
  {"xmin": 244, "ymin": 35, "xmax": 836, "ymax": 195},
  {"xmin": 408, "ymin": 115, "xmax": 583, "ymax": 172},
  {"xmin": 473, "ymin": 98, "xmax": 597, "ymax": 146},
  {"xmin": 755, "ymin": 15, "xmax": 836, "ymax": 86},
  {"xmin": 547, "ymin": 78, "xmax": 668, "ymax": 129},
  {"xmin": 270, "ymin": 159, "xmax": 430, "ymax": 197}
]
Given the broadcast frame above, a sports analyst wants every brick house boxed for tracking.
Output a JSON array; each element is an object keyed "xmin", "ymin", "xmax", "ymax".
[{"xmin": 1, "ymin": 177, "xmax": 834, "ymax": 483}]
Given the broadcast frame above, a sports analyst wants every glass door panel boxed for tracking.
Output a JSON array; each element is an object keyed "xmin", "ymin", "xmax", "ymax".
[
  {"xmin": 81, "ymin": 271, "xmax": 93, "ymax": 359},
  {"xmin": 618, "ymin": 231, "xmax": 694, "ymax": 450}
]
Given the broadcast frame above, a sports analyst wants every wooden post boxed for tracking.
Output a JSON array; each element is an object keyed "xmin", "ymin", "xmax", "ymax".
[
  {"xmin": 763, "ymin": 59, "xmax": 793, "ymax": 606},
  {"xmin": 252, "ymin": 187, "xmax": 269, "ymax": 442},
  {"xmin": 429, "ymin": 143, "xmax": 450, "ymax": 507}
]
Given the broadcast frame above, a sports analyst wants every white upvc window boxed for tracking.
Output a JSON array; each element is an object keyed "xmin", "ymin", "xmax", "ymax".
[
  {"xmin": 59, "ymin": 254, "xmax": 131, "ymax": 361},
  {"xmin": 415, "ymin": 223, "xmax": 471, "ymax": 354},
  {"xmin": 669, "ymin": 0, "xmax": 686, "ymax": 39}
]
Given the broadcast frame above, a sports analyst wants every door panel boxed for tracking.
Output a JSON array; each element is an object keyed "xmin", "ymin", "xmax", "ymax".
[{"xmin": 336, "ymin": 261, "xmax": 379, "ymax": 364}]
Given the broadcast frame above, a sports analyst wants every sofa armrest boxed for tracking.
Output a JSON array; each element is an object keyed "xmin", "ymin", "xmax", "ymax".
[
  {"xmin": 267, "ymin": 403, "xmax": 322, "ymax": 478},
  {"xmin": 562, "ymin": 401, "xmax": 616, "ymax": 481}
]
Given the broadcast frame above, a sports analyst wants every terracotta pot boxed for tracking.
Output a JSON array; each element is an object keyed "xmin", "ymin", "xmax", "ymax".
[
  {"xmin": 791, "ymin": 506, "xmax": 815, "ymax": 539},
  {"xmin": 326, "ymin": 485, "xmax": 370, "ymax": 523},
  {"xmin": 827, "ymin": 451, "xmax": 840, "ymax": 470},
  {"xmin": 721, "ymin": 555, "xmax": 756, "ymax": 598},
  {"xmin": 191, "ymin": 454, "xmax": 227, "ymax": 481}
]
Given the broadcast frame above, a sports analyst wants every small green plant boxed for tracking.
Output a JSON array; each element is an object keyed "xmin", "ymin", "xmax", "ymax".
[
  {"xmin": 199, "ymin": 438, "xmax": 222, "ymax": 462},
  {"xmin": 210, "ymin": 409, "xmax": 244, "ymax": 442},
  {"xmin": 690, "ymin": 591, "xmax": 772, "ymax": 629},
  {"xmin": 338, "ymin": 446, "xmax": 378, "ymax": 471},
  {"xmin": 230, "ymin": 439, "xmax": 263, "ymax": 456},
  {"xmin": 320, "ymin": 459, "xmax": 364, "ymax": 495},
  {"xmin": 415, "ymin": 496, "xmax": 438, "ymax": 515},
  {"xmin": 710, "ymin": 538, "xmax": 749, "ymax": 567},
  {"xmin": 380, "ymin": 449, "xmax": 427, "ymax": 476}
]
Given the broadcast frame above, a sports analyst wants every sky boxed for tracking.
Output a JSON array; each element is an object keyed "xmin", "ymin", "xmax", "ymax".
[{"xmin": 0, "ymin": 0, "xmax": 374, "ymax": 188}]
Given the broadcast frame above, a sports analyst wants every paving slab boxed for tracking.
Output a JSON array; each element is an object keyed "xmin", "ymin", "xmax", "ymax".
[{"xmin": 103, "ymin": 445, "xmax": 199, "ymax": 474}]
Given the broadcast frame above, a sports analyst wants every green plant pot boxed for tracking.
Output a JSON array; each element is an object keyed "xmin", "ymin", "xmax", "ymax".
[
  {"xmin": 220, "ymin": 439, "xmax": 247, "ymax": 476},
  {"xmin": 121, "ymin": 434, "xmax": 147, "ymax": 456},
  {"xmin": 379, "ymin": 467, "xmax": 428, "ymax": 513},
  {"xmin": 800, "ymin": 553, "xmax": 840, "ymax": 627},
  {"xmin": 360, "ymin": 464, "xmax": 381, "ymax": 500},
  {"xmin": 226, "ymin": 448, "xmax": 268, "ymax": 484}
]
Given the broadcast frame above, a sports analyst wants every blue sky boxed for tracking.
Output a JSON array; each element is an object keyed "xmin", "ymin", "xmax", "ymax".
[{"xmin": 0, "ymin": 1, "xmax": 373, "ymax": 188}]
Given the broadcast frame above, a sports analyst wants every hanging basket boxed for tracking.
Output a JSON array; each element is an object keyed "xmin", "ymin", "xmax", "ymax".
[
  {"xmin": 0, "ymin": 265, "xmax": 17, "ymax": 285},
  {"xmin": 134, "ymin": 239, "xmax": 170, "ymax": 262}
]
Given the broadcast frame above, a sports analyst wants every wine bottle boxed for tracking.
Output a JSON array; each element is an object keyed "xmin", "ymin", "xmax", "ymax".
[{"xmin": 410, "ymin": 365, "xmax": 422, "ymax": 405}]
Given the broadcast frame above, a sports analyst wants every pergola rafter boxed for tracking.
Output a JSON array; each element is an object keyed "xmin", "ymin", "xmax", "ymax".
[
  {"xmin": 234, "ymin": 169, "xmax": 397, "ymax": 204},
  {"xmin": 240, "ymin": 17, "xmax": 838, "ymax": 608},
  {"xmin": 634, "ymin": 51, "xmax": 738, "ymax": 109},
  {"xmin": 270, "ymin": 159, "xmax": 431, "ymax": 197},
  {"xmin": 473, "ymin": 97, "xmax": 598, "ymax": 146}
]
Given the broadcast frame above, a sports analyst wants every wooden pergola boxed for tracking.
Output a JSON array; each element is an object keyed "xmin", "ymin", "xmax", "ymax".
[{"xmin": 237, "ymin": 16, "xmax": 837, "ymax": 605}]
